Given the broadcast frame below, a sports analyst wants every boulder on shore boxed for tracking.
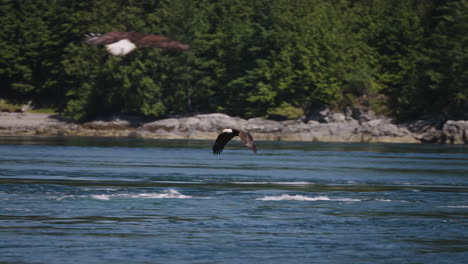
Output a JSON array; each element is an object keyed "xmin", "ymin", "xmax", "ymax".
[{"xmin": 443, "ymin": 120, "xmax": 468, "ymax": 144}]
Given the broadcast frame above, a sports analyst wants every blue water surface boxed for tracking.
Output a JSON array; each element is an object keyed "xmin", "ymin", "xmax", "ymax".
[{"xmin": 0, "ymin": 136, "xmax": 467, "ymax": 263}]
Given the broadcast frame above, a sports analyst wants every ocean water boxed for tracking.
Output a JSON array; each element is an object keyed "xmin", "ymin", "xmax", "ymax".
[{"xmin": 0, "ymin": 136, "xmax": 467, "ymax": 263}]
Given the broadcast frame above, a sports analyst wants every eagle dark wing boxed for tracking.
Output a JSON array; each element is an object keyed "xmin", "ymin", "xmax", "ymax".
[
  {"xmin": 212, "ymin": 132, "xmax": 237, "ymax": 155},
  {"xmin": 136, "ymin": 34, "xmax": 191, "ymax": 51},
  {"xmin": 239, "ymin": 130, "xmax": 257, "ymax": 153}
]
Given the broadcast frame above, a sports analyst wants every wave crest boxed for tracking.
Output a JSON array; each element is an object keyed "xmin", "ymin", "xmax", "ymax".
[
  {"xmin": 256, "ymin": 194, "xmax": 361, "ymax": 202},
  {"xmin": 91, "ymin": 189, "xmax": 193, "ymax": 200}
]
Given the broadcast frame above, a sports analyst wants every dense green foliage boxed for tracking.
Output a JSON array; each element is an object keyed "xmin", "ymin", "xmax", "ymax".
[{"xmin": 1, "ymin": 0, "xmax": 466, "ymax": 121}]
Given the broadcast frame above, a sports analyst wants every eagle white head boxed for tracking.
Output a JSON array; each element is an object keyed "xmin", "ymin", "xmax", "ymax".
[{"xmin": 222, "ymin": 128, "xmax": 233, "ymax": 133}]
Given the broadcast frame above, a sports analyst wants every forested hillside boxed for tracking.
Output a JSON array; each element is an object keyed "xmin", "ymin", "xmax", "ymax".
[{"xmin": 1, "ymin": 0, "xmax": 466, "ymax": 121}]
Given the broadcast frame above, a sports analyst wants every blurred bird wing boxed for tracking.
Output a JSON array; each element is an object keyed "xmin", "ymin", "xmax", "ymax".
[
  {"xmin": 85, "ymin": 31, "xmax": 191, "ymax": 52},
  {"xmin": 137, "ymin": 34, "xmax": 190, "ymax": 50},
  {"xmin": 212, "ymin": 132, "xmax": 237, "ymax": 155},
  {"xmin": 85, "ymin": 32, "xmax": 128, "ymax": 45},
  {"xmin": 239, "ymin": 131, "xmax": 256, "ymax": 153}
]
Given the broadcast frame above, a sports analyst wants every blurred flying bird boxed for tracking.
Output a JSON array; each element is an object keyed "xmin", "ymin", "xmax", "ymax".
[
  {"xmin": 84, "ymin": 31, "xmax": 191, "ymax": 56},
  {"xmin": 212, "ymin": 129, "xmax": 256, "ymax": 155}
]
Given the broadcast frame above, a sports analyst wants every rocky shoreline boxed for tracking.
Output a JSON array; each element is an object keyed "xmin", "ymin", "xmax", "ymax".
[{"xmin": 0, "ymin": 112, "xmax": 467, "ymax": 144}]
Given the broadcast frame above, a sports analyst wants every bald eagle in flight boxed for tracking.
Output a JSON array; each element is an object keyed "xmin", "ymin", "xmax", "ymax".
[
  {"xmin": 212, "ymin": 129, "xmax": 257, "ymax": 155},
  {"xmin": 84, "ymin": 31, "xmax": 191, "ymax": 56}
]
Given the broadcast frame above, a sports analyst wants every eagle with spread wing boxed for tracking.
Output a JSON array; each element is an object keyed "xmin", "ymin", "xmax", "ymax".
[
  {"xmin": 84, "ymin": 31, "xmax": 191, "ymax": 56},
  {"xmin": 212, "ymin": 129, "xmax": 257, "ymax": 155}
]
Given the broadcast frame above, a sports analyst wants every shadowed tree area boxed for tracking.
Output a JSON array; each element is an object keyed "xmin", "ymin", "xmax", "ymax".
[{"xmin": 0, "ymin": 0, "xmax": 466, "ymax": 121}]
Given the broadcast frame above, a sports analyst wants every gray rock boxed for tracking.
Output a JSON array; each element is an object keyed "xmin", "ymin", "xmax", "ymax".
[
  {"xmin": 196, "ymin": 113, "xmax": 232, "ymax": 119},
  {"xmin": 141, "ymin": 118, "xmax": 179, "ymax": 132},
  {"xmin": 243, "ymin": 118, "xmax": 283, "ymax": 133},
  {"xmin": 351, "ymin": 108, "xmax": 376, "ymax": 122},
  {"xmin": 443, "ymin": 120, "xmax": 468, "ymax": 144},
  {"xmin": 178, "ymin": 117, "xmax": 200, "ymax": 132},
  {"xmin": 405, "ymin": 119, "xmax": 444, "ymax": 132},
  {"xmin": 308, "ymin": 108, "xmax": 329, "ymax": 123},
  {"xmin": 403, "ymin": 119, "xmax": 446, "ymax": 143},
  {"xmin": 191, "ymin": 118, "xmax": 213, "ymax": 132},
  {"xmin": 414, "ymin": 127, "xmax": 443, "ymax": 143},
  {"xmin": 192, "ymin": 113, "xmax": 245, "ymax": 132},
  {"xmin": 325, "ymin": 113, "xmax": 347, "ymax": 123},
  {"xmin": 307, "ymin": 120, "xmax": 320, "ymax": 126},
  {"xmin": 360, "ymin": 120, "xmax": 409, "ymax": 137},
  {"xmin": 281, "ymin": 121, "xmax": 311, "ymax": 133},
  {"xmin": 307, "ymin": 123, "xmax": 360, "ymax": 142},
  {"xmin": 83, "ymin": 120, "xmax": 132, "ymax": 130},
  {"xmin": 366, "ymin": 119, "xmax": 385, "ymax": 127},
  {"xmin": 378, "ymin": 123, "xmax": 410, "ymax": 137}
]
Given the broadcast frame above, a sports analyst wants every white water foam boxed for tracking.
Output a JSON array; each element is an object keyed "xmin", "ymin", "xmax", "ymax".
[
  {"xmin": 256, "ymin": 194, "xmax": 361, "ymax": 202},
  {"xmin": 83, "ymin": 188, "xmax": 119, "ymax": 191},
  {"xmin": 127, "ymin": 189, "xmax": 193, "ymax": 199},
  {"xmin": 90, "ymin": 189, "xmax": 193, "ymax": 200},
  {"xmin": 233, "ymin": 181, "xmax": 314, "ymax": 185},
  {"xmin": 440, "ymin": 205, "xmax": 468, "ymax": 208},
  {"xmin": 374, "ymin": 199, "xmax": 393, "ymax": 202},
  {"xmin": 90, "ymin": 194, "xmax": 111, "ymax": 201}
]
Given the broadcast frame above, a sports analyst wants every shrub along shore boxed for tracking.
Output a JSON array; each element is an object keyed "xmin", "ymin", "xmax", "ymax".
[{"xmin": 1, "ymin": 112, "xmax": 466, "ymax": 145}]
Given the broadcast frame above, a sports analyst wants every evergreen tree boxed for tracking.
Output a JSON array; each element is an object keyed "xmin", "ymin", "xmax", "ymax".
[
  {"xmin": 0, "ymin": 0, "xmax": 466, "ymax": 121},
  {"xmin": 417, "ymin": 0, "xmax": 468, "ymax": 119}
]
